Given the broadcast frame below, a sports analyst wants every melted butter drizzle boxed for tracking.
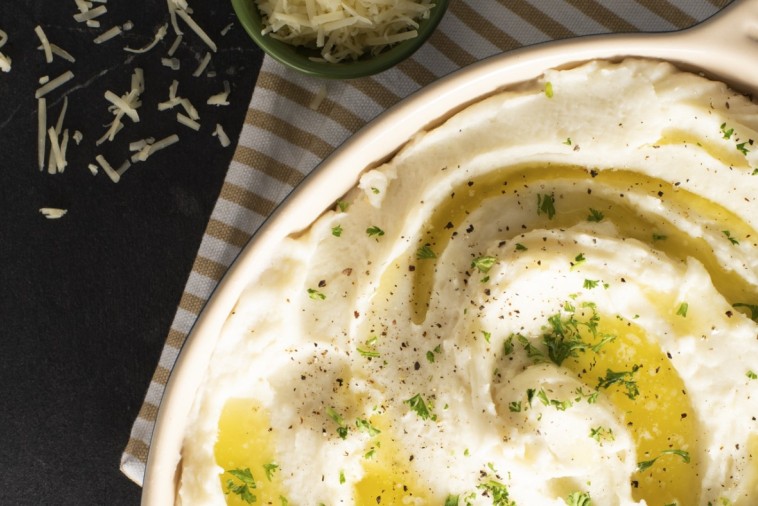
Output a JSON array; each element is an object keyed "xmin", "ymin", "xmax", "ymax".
[{"xmin": 408, "ymin": 164, "xmax": 758, "ymax": 324}]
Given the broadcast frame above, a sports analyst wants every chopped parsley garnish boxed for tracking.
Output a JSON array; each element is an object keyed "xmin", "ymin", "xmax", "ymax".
[
  {"xmin": 583, "ymin": 279, "xmax": 599, "ymax": 289},
  {"xmin": 517, "ymin": 334, "xmax": 547, "ymax": 363},
  {"xmin": 225, "ymin": 468, "xmax": 257, "ymax": 504},
  {"xmin": 263, "ymin": 462, "xmax": 278, "ymax": 481},
  {"xmin": 747, "ymin": 370, "xmax": 758, "ymax": 380},
  {"xmin": 652, "ymin": 233, "xmax": 667, "ymax": 241},
  {"xmin": 596, "ymin": 365, "xmax": 640, "ymax": 400},
  {"xmin": 336, "ymin": 200, "xmax": 349, "ymax": 212},
  {"xmin": 355, "ymin": 418, "xmax": 381, "ymax": 436},
  {"xmin": 515, "ymin": 243, "xmax": 528, "ymax": 251},
  {"xmin": 734, "ymin": 303, "xmax": 758, "ymax": 322},
  {"xmin": 371, "ymin": 187, "xmax": 380, "ymax": 194},
  {"xmin": 366, "ymin": 225, "xmax": 384, "ymax": 237},
  {"xmin": 307, "ymin": 288, "xmax": 326, "ymax": 300},
  {"xmin": 566, "ymin": 491, "xmax": 592, "ymax": 506},
  {"xmin": 416, "ymin": 244, "xmax": 437, "ymax": 259},
  {"xmin": 405, "ymin": 393, "xmax": 435, "ymax": 421},
  {"xmin": 536, "ymin": 388, "xmax": 572, "ymax": 411},
  {"xmin": 357, "ymin": 336, "xmax": 380, "ymax": 358},
  {"xmin": 472, "ymin": 255, "xmax": 497, "ymax": 273},
  {"xmin": 280, "ymin": 497, "xmax": 289, "ymax": 506},
  {"xmin": 331, "ymin": 224, "xmax": 343, "ymax": 237},
  {"xmin": 676, "ymin": 302, "xmax": 689, "ymax": 317},
  {"xmin": 482, "ymin": 330, "xmax": 492, "ymax": 343},
  {"xmin": 571, "ymin": 253, "xmax": 586, "ymax": 269},
  {"xmin": 445, "ymin": 494, "xmax": 460, "ymax": 506},
  {"xmin": 721, "ymin": 122, "xmax": 735, "ymax": 139},
  {"xmin": 737, "ymin": 142, "xmax": 750, "ymax": 155},
  {"xmin": 326, "ymin": 407, "xmax": 348, "ymax": 439},
  {"xmin": 477, "ymin": 479, "xmax": 516, "ymax": 506},
  {"xmin": 723, "ymin": 230, "xmax": 740, "ymax": 245},
  {"xmin": 564, "ymin": 137, "xmax": 572, "ymax": 146},
  {"xmin": 339, "ymin": 470, "xmax": 345, "ymax": 484},
  {"xmin": 537, "ymin": 193, "xmax": 556, "ymax": 219},
  {"xmin": 637, "ymin": 449, "xmax": 690, "ymax": 472},
  {"xmin": 503, "ymin": 335, "xmax": 514, "ymax": 356},
  {"xmin": 545, "ymin": 81, "xmax": 554, "ymax": 98},
  {"xmin": 587, "ymin": 208, "xmax": 604, "ymax": 222},
  {"xmin": 589, "ymin": 426, "xmax": 614, "ymax": 443},
  {"xmin": 508, "ymin": 401, "xmax": 522, "ymax": 412},
  {"xmin": 426, "ymin": 344, "xmax": 442, "ymax": 363}
]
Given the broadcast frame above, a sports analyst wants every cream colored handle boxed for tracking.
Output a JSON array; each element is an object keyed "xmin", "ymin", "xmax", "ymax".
[{"xmin": 665, "ymin": 0, "xmax": 758, "ymax": 91}]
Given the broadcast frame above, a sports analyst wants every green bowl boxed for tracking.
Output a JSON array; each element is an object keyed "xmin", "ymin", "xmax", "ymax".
[{"xmin": 231, "ymin": 0, "xmax": 450, "ymax": 79}]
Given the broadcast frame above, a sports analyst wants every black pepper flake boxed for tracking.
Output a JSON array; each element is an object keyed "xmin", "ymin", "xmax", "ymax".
[
  {"xmin": 445, "ymin": 221, "xmax": 454, "ymax": 229},
  {"xmin": 318, "ymin": 279, "xmax": 326, "ymax": 287},
  {"xmin": 466, "ymin": 224, "xmax": 474, "ymax": 233},
  {"xmin": 409, "ymin": 265, "xmax": 416, "ymax": 272},
  {"xmin": 414, "ymin": 361, "xmax": 421, "ymax": 371}
]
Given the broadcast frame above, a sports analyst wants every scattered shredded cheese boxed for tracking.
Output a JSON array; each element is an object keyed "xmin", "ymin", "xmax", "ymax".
[
  {"xmin": 55, "ymin": 96, "xmax": 69, "ymax": 135},
  {"xmin": 48, "ymin": 126, "xmax": 67, "ymax": 173},
  {"xmin": 73, "ymin": 130, "xmax": 83, "ymax": 145},
  {"xmin": 87, "ymin": 163, "xmax": 99, "ymax": 175},
  {"xmin": 95, "ymin": 154, "xmax": 121, "ymax": 183},
  {"xmin": 212, "ymin": 123, "xmax": 230, "ymax": 147},
  {"xmin": 207, "ymin": 80, "xmax": 230, "ymax": 106},
  {"xmin": 39, "ymin": 208, "xmax": 68, "ymax": 219},
  {"xmin": 73, "ymin": 5, "xmax": 107, "ymax": 23},
  {"xmin": 256, "ymin": 0, "xmax": 434, "ymax": 62},
  {"xmin": 35, "ymin": 70, "xmax": 74, "ymax": 98},
  {"xmin": 94, "ymin": 26, "xmax": 122, "ymax": 44},
  {"xmin": 192, "ymin": 51, "xmax": 211, "ymax": 77},
  {"xmin": 124, "ymin": 23, "xmax": 168, "ymax": 53},
  {"xmin": 38, "ymin": 98, "xmax": 46, "ymax": 170},
  {"xmin": 167, "ymin": 34, "xmax": 182, "ymax": 56},
  {"xmin": 177, "ymin": 112, "xmax": 201, "ymax": 130},
  {"xmin": 220, "ymin": 23, "xmax": 234, "ymax": 36},
  {"xmin": 39, "ymin": 75, "xmax": 50, "ymax": 84},
  {"xmin": 174, "ymin": 7, "xmax": 217, "ymax": 52},
  {"xmin": 86, "ymin": 20, "xmax": 101, "ymax": 28},
  {"xmin": 34, "ymin": 25, "xmax": 53, "ymax": 63},
  {"xmin": 0, "ymin": 29, "xmax": 10, "ymax": 72},
  {"xmin": 161, "ymin": 57, "xmax": 180, "ymax": 70}
]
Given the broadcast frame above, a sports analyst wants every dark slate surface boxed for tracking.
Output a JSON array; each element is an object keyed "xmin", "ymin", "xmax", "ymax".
[{"xmin": 0, "ymin": 1, "xmax": 264, "ymax": 504}]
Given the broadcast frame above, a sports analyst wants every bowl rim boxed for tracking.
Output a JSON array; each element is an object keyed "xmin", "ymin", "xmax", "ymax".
[
  {"xmin": 142, "ymin": 2, "xmax": 758, "ymax": 503},
  {"xmin": 231, "ymin": 0, "xmax": 451, "ymax": 79}
]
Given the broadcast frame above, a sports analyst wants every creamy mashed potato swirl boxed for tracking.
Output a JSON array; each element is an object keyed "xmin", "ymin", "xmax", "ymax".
[{"xmin": 179, "ymin": 59, "xmax": 758, "ymax": 505}]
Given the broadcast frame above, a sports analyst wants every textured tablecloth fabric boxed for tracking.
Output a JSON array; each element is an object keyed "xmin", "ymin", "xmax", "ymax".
[{"xmin": 121, "ymin": 0, "xmax": 732, "ymax": 486}]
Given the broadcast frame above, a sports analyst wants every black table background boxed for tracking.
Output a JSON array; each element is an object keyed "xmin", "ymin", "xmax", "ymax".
[{"xmin": 0, "ymin": 2, "xmax": 264, "ymax": 504}]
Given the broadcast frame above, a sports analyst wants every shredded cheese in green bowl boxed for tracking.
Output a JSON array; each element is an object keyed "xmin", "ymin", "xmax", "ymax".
[{"xmin": 232, "ymin": 0, "xmax": 449, "ymax": 79}]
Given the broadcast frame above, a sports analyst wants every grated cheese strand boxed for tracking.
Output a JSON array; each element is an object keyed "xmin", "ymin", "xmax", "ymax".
[
  {"xmin": 211, "ymin": 123, "xmax": 231, "ymax": 147},
  {"xmin": 94, "ymin": 26, "xmax": 122, "ymax": 44},
  {"xmin": 177, "ymin": 112, "xmax": 201, "ymax": 130},
  {"xmin": 124, "ymin": 23, "xmax": 168, "ymax": 54},
  {"xmin": 73, "ymin": 5, "xmax": 107, "ymax": 22},
  {"xmin": 175, "ymin": 7, "xmax": 217, "ymax": 52},
  {"xmin": 38, "ymin": 98, "xmax": 46, "ymax": 170},
  {"xmin": 34, "ymin": 25, "xmax": 53, "ymax": 63},
  {"xmin": 192, "ymin": 51, "xmax": 211, "ymax": 77},
  {"xmin": 39, "ymin": 208, "xmax": 68, "ymax": 219},
  {"xmin": 96, "ymin": 154, "xmax": 121, "ymax": 183},
  {"xmin": 55, "ymin": 96, "xmax": 68, "ymax": 135},
  {"xmin": 35, "ymin": 70, "xmax": 74, "ymax": 98},
  {"xmin": 167, "ymin": 34, "xmax": 182, "ymax": 56}
]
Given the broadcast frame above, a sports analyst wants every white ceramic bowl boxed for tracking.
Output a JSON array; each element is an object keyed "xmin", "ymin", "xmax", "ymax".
[{"xmin": 142, "ymin": 1, "xmax": 758, "ymax": 503}]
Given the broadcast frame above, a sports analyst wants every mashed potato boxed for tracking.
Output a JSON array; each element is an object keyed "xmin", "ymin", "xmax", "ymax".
[{"xmin": 178, "ymin": 59, "xmax": 758, "ymax": 505}]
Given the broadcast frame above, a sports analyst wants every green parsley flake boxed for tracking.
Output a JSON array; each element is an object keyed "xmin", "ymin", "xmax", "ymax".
[
  {"xmin": 503, "ymin": 335, "xmax": 514, "ymax": 356},
  {"xmin": 637, "ymin": 449, "xmax": 690, "ymax": 472},
  {"xmin": 405, "ymin": 393, "xmax": 435, "ymax": 421},
  {"xmin": 572, "ymin": 253, "xmax": 586, "ymax": 269},
  {"xmin": 652, "ymin": 233, "xmax": 667, "ymax": 241},
  {"xmin": 331, "ymin": 224, "xmax": 343, "ymax": 237},
  {"xmin": 589, "ymin": 426, "xmax": 615, "ymax": 443},
  {"xmin": 734, "ymin": 303, "xmax": 758, "ymax": 322},
  {"xmin": 337, "ymin": 200, "xmax": 349, "ymax": 212},
  {"xmin": 587, "ymin": 208, "xmax": 604, "ymax": 222},
  {"xmin": 583, "ymin": 279, "xmax": 599, "ymax": 289},
  {"xmin": 471, "ymin": 255, "xmax": 497, "ymax": 273},
  {"xmin": 263, "ymin": 463, "xmax": 278, "ymax": 481},
  {"xmin": 307, "ymin": 288, "xmax": 326, "ymax": 300},
  {"xmin": 355, "ymin": 418, "xmax": 381, "ymax": 436},
  {"xmin": 416, "ymin": 244, "xmax": 437, "ymax": 259},
  {"xmin": 339, "ymin": 470, "xmax": 345, "ymax": 484},
  {"xmin": 482, "ymin": 330, "xmax": 492, "ymax": 343},
  {"xmin": 597, "ymin": 365, "xmax": 640, "ymax": 400},
  {"xmin": 566, "ymin": 491, "xmax": 592, "ymax": 506},
  {"xmin": 737, "ymin": 142, "xmax": 750, "ymax": 155},
  {"xmin": 747, "ymin": 370, "xmax": 758, "ymax": 380},
  {"xmin": 723, "ymin": 230, "xmax": 740, "ymax": 245},
  {"xmin": 676, "ymin": 302, "xmax": 689, "ymax": 317},
  {"xmin": 357, "ymin": 337, "xmax": 380, "ymax": 358},
  {"xmin": 225, "ymin": 468, "xmax": 257, "ymax": 504},
  {"xmin": 564, "ymin": 137, "xmax": 572, "ymax": 146},
  {"xmin": 366, "ymin": 225, "xmax": 384, "ymax": 237},
  {"xmin": 537, "ymin": 193, "xmax": 556, "ymax": 219},
  {"xmin": 326, "ymin": 407, "xmax": 348, "ymax": 439},
  {"xmin": 371, "ymin": 187, "xmax": 380, "ymax": 194},
  {"xmin": 720, "ymin": 122, "xmax": 735, "ymax": 139},
  {"xmin": 477, "ymin": 479, "xmax": 516, "ymax": 506},
  {"xmin": 445, "ymin": 495, "xmax": 460, "ymax": 506},
  {"xmin": 515, "ymin": 243, "xmax": 528, "ymax": 251},
  {"xmin": 508, "ymin": 401, "xmax": 522, "ymax": 412}
]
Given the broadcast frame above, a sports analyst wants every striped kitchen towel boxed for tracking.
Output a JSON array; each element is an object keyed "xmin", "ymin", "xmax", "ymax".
[{"xmin": 121, "ymin": 0, "xmax": 732, "ymax": 486}]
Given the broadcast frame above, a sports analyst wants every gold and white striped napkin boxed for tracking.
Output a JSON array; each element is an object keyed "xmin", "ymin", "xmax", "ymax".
[{"xmin": 121, "ymin": 0, "xmax": 732, "ymax": 486}]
